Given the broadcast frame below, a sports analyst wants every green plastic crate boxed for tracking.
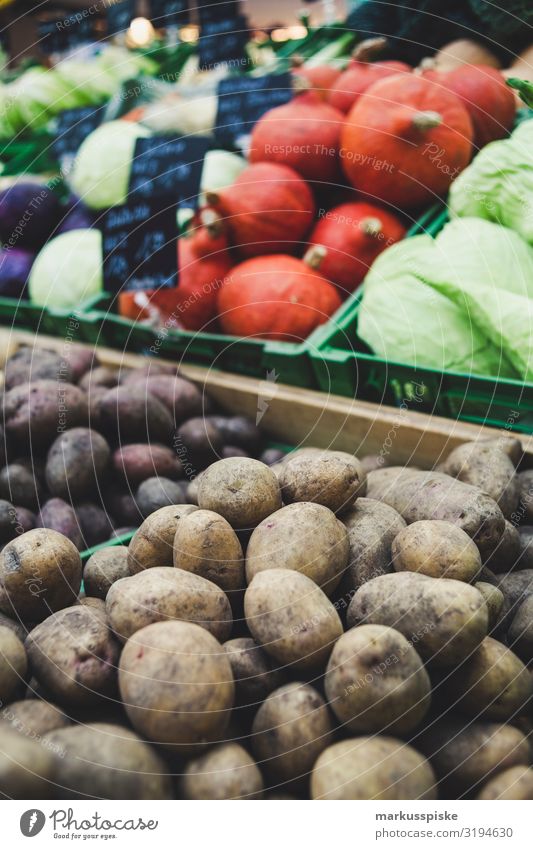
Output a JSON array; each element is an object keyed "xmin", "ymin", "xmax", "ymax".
[{"xmin": 309, "ymin": 207, "xmax": 533, "ymax": 434}]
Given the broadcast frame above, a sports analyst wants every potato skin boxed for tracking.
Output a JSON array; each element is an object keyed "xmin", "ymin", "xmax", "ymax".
[
  {"xmin": 176, "ymin": 417, "xmax": 223, "ymax": 468},
  {"xmin": 128, "ymin": 504, "xmax": 197, "ymax": 574},
  {"xmin": 138, "ymin": 375, "xmax": 203, "ymax": 424},
  {"xmin": 367, "ymin": 468, "xmax": 505, "ymax": 554},
  {"xmin": 483, "ymin": 520, "xmax": 521, "ymax": 573},
  {"xmin": 0, "ymin": 528, "xmax": 82, "ymax": 622},
  {"xmin": 223, "ymin": 637, "xmax": 285, "ymax": 707},
  {"xmin": 475, "ymin": 582, "xmax": 505, "ymax": 631},
  {"xmin": 98, "ymin": 385, "xmax": 173, "ymax": 443},
  {"xmin": 517, "ymin": 470, "xmax": 533, "ymax": 524},
  {"xmin": 325, "ymin": 624, "xmax": 430, "ymax": 734},
  {"xmin": 416, "ymin": 719, "xmax": 530, "ymax": 793},
  {"xmin": 347, "ymin": 572, "xmax": 488, "ymax": 667},
  {"xmin": 244, "ymin": 569, "xmax": 343, "ymax": 671},
  {"xmin": 252, "ymin": 682, "xmax": 334, "ymax": 784},
  {"xmin": 0, "ymin": 699, "xmax": 69, "ymax": 737},
  {"xmin": 480, "ymin": 437, "xmax": 523, "ymax": 467},
  {"xmin": 0, "ymin": 724, "xmax": 56, "ymax": 798},
  {"xmin": 112, "ymin": 443, "xmax": 182, "ymax": 485},
  {"xmin": 442, "ymin": 442, "xmax": 520, "ymax": 520},
  {"xmin": 182, "ymin": 743, "xmax": 263, "ymax": 800},
  {"xmin": 84, "ymin": 546, "xmax": 129, "ymax": 599},
  {"xmin": 36, "ymin": 498, "xmax": 84, "ymax": 551},
  {"xmin": 174, "ymin": 509, "xmax": 244, "ymax": 595},
  {"xmin": 278, "ymin": 450, "xmax": 366, "ymax": 514},
  {"xmin": 198, "ymin": 458, "xmax": 282, "ymax": 530},
  {"xmin": 45, "ymin": 427, "xmax": 110, "ymax": 502},
  {"xmin": 118, "ymin": 620, "xmax": 234, "ymax": 752},
  {"xmin": 136, "ymin": 476, "xmax": 186, "ymax": 517},
  {"xmin": 246, "ymin": 503, "xmax": 349, "ymax": 595},
  {"xmin": 106, "ymin": 567, "xmax": 232, "ymax": 643},
  {"xmin": 392, "ymin": 520, "xmax": 481, "ymax": 582},
  {"xmin": 340, "ymin": 498, "xmax": 406, "ymax": 593},
  {"xmin": 477, "ymin": 766, "xmax": 533, "ymax": 800},
  {"xmin": 508, "ymin": 596, "xmax": 533, "ymax": 662},
  {"xmin": 0, "ymin": 463, "xmax": 41, "ymax": 510},
  {"xmin": 447, "ymin": 637, "xmax": 532, "ymax": 720},
  {"xmin": 76, "ymin": 503, "xmax": 113, "ymax": 548},
  {"xmin": 311, "ymin": 737, "xmax": 437, "ymax": 800},
  {"xmin": 25, "ymin": 604, "xmax": 120, "ymax": 706},
  {"xmin": 0, "ymin": 626, "xmax": 27, "ymax": 705},
  {"xmin": 44, "ymin": 722, "xmax": 172, "ymax": 799},
  {"xmin": 2, "ymin": 379, "xmax": 87, "ymax": 448}
]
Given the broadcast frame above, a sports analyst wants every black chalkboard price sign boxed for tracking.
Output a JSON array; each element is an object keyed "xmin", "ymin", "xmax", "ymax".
[
  {"xmin": 198, "ymin": 1, "xmax": 241, "ymax": 25},
  {"xmin": 53, "ymin": 106, "xmax": 104, "ymax": 169},
  {"xmin": 106, "ymin": 0, "xmax": 134, "ymax": 37},
  {"xmin": 129, "ymin": 136, "xmax": 210, "ymax": 208},
  {"xmin": 102, "ymin": 199, "xmax": 178, "ymax": 294},
  {"xmin": 38, "ymin": 19, "xmax": 66, "ymax": 55},
  {"xmin": 198, "ymin": 15, "xmax": 248, "ymax": 71},
  {"xmin": 214, "ymin": 72, "xmax": 293, "ymax": 147},
  {"xmin": 150, "ymin": 0, "xmax": 189, "ymax": 28}
]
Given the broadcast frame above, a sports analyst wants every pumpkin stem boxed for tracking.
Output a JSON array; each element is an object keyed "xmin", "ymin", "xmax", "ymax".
[
  {"xmin": 360, "ymin": 217, "xmax": 383, "ymax": 237},
  {"xmin": 204, "ymin": 191, "xmax": 220, "ymax": 208},
  {"xmin": 413, "ymin": 57, "xmax": 436, "ymax": 76},
  {"xmin": 292, "ymin": 75, "xmax": 312, "ymax": 94},
  {"xmin": 304, "ymin": 245, "xmax": 327, "ymax": 270},
  {"xmin": 199, "ymin": 207, "xmax": 224, "ymax": 239},
  {"xmin": 290, "ymin": 54, "xmax": 306, "ymax": 68},
  {"xmin": 412, "ymin": 110, "xmax": 443, "ymax": 131},
  {"xmin": 351, "ymin": 37, "xmax": 388, "ymax": 63}
]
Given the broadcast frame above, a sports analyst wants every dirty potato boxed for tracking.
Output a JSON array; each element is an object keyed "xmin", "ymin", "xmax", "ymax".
[{"xmin": 392, "ymin": 520, "xmax": 481, "ymax": 582}]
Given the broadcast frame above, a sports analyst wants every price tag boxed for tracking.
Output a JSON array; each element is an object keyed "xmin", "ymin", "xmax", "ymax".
[
  {"xmin": 198, "ymin": 15, "xmax": 248, "ymax": 71},
  {"xmin": 150, "ymin": 0, "xmax": 189, "ymax": 28},
  {"xmin": 215, "ymin": 72, "xmax": 293, "ymax": 147},
  {"xmin": 106, "ymin": 0, "xmax": 134, "ymax": 37},
  {"xmin": 102, "ymin": 199, "xmax": 178, "ymax": 294},
  {"xmin": 61, "ymin": 12, "xmax": 95, "ymax": 49},
  {"xmin": 129, "ymin": 136, "xmax": 210, "ymax": 208},
  {"xmin": 53, "ymin": 106, "xmax": 104, "ymax": 171},
  {"xmin": 198, "ymin": 1, "xmax": 241, "ymax": 25},
  {"xmin": 38, "ymin": 19, "xmax": 66, "ymax": 55}
]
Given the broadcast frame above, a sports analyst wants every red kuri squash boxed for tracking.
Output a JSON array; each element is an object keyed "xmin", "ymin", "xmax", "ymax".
[
  {"xmin": 308, "ymin": 202, "xmax": 406, "ymax": 294},
  {"xmin": 206, "ymin": 162, "xmax": 315, "ymax": 259},
  {"xmin": 291, "ymin": 56, "xmax": 342, "ymax": 101},
  {"xmin": 341, "ymin": 75, "xmax": 473, "ymax": 208},
  {"xmin": 327, "ymin": 38, "xmax": 411, "ymax": 114},
  {"xmin": 217, "ymin": 250, "xmax": 342, "ymax": 342}
]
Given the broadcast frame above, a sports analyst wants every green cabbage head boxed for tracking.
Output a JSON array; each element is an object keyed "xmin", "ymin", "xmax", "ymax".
[{"xmin": 29, "ymin": 228, "xmax": 103, "ymax": 309}]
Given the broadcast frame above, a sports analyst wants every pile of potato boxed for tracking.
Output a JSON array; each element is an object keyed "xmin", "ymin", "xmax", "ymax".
[
  {"xmin": 1, "ymin": 379, "xmax": 533, "ymax": 799},
  {"xmin": 0, "ymin": 344, "xmax": 275, "ymax": 550}
]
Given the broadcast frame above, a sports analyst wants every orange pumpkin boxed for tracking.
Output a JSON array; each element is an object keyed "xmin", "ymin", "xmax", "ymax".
[{"xmin": 327, "ymin": 38, "xmax": 411, "ymax": 114}]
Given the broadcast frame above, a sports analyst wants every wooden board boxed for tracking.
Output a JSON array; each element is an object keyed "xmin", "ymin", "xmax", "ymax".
[{"xmin": 1, "ymin": 327, "xmax": 531, "ymax": 468}]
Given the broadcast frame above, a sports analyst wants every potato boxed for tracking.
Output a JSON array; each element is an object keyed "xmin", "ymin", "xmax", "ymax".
[
  {"xmin": 417, "ymin": 719, "xmax": 530, "ymax": 793},
  {"xmin": 36, "ymin": 498, "xmax": 84, "ymax": 550},
  {"xmin": 121, "ymin": 362, "xmax": 176, "ymax": 385},
  {"xmin": 447, "ymin": 637, "xmax": 532, "ymax": 720},
  {"xmin": 198, "ymin": 458, "xmax": 282, "ymax": 530},
  {"xmin": 208, "ymin": 415, "xmax": 261, "ymax": 453},
  {"xmin": 0, "ymin": 699, "xmax": 69, "ymax": 737},
  {"xmin": 106, "ymin": 566, "xmax": 232, "ymax": 643},
  {"xmin": 507, "ymin": 596, "xmax": 533, "ymax": 662},
  {"xmin": 176, "ymin": 417, "xmax": 224, "ymax": 468},
  {"xmin": 79, "ymin": 365, "xmax": 119, "ymax": 390},
  {"xmin": 118, "ymin": 620, "xmax": 234, "ymax": 752},
  {"xmin": 347, "ymin": 572, "xmax": 488, "ymax": 667},
  {"xmin": 113, "ymin": 443, "xmax": 182, "ymax": 485},
  {"xmin": 246, "ymin": 503, "xmax": 349, "ymax": 595},
  {"xmin": 128, "ymin": 504, "xmax": 198, "ymax": 573},
  {"xmin": 223, "ymin": 637, "xmax": 285, "ymax": 707},
  {"xmin": 44, "ymin": 722, "xmax": 172, "ymax": 799},
  {"xmin": 0, "ymin": 463, "xmax": 41, "ymax": 510},
  {"xmin": 0, "ymin": 626, "xmax": 27, "ymax": 704},
  {"xmin": 518, "ymin": 527, "xmax": 533, "ymax": 569},
  {"xmin": 325, "ymin": 624, "xmax": 430, "ymax": 734},
  {"xmin": 517, "ymin": 470, "xmax": 533, "ymax": 524},
  {"xmin": 105, "ymin": 487, "xmax": 140, "ymax": 527},
  {"xmin": 480, "ymin": 436, "xmax": 523, "ymax": 467},
  {"xmin": 86, "ymin": 383, "xmax": 109, "ymax": 433},
  {"xmin": 174, "ymin": 509, "xmax": 244, "ymax": 595},
  {"xmin": 25, "ymin": 604, "xmax": 120, "ymax": 706},
  {"xmin": 182, "ymin": 743, "xmax": 263, "ymax": 800},
  {"xmin": 360, "ymin": 454, "xmax": 388, "ymax": 474},
  {"xmin": 483, "ymin": 519, "xmax": 521, "ymax": 573},
  {"xmin": 0, "ymin": 611, "xmax": 26, "ymax": 642},
  {"xmin": 84, "ymin": 546, "xmax": 129, "ymax": 599},
  {"xmin": 392, "ymin": 520, "xmax": 481, "ymax": 582},
  {"xmin": 12, "ymin": 506, "xmax": 36, "ymax": 536},
  {"xmin": 221, "ymin": 446, "xmax": 248, "ymax": 459},
  {"xmin": 0, "ymin": 498, "xmax": 18, "ymax": 543},
  {"xmin": 366, "ymin": 468, "xmax": 505, "ymax": 554},
  {"xmin": 45, "ymin": 428, "xmax": 110, "ymax": 501},
  {"xmin": 244, "ymin": 569, "xmax": 343, "ymax": 671},
  {"xmin": 131, "ymin": 375, "xmax": 203, "ymax": 423},
  {"xmin": 62, "ymin": 345, "xmax": 96, "ymax": 383},
  {"xmin": 478, "ymin": 766, "xmax": 533, "ymax": 800},
  {"xmin": 136, "ymin": 476, "xmax": 186, "ymax": 517},
  {"xmin": 76, "ymin": 503, "xmax": 113, "ymax": 548},
  {"xmin": 278, "ymin": 450, "xmax": 366, "ymax": 514},
  {"xmin": 311, "ymin": 737, "xmax": 437, "ymax": 800},
  {"xmin": 475, "ymin": 582, "xmax": 505, "ymax": 631},
  {"xmin": 2, "ymin": 379, "xmax": 87, "ymax": 448},
  {"xmin": 4, "ymin": 346, "xmax": 72, "ymax": 390},
  {"xmin": 185, "ymin": 471, "xmax": 204, "ymax": 505},
  {"xmin": 340, "ymin": 498, "xmax": 406, "ymax": 593},
  {"xmin": 252, "ymin": 682, "xmax": 333, "ymax": 784},
  {"xmin": 98, "ymin": 385, "xmax": 174, "ymax": 443},
  {"xmin": 495, "ymin": 570, "xmax": 533, "ymax": 629},
  {"xmin": 0, "ymin": 724, "xmax": 56, "ymax": 798},
  {"xmin": 0, "ymin": 528, "xmax": 82, "ymax": 621},
  {"xmin": 442, "ymin": 442, "xmax": 520, "ymax": 519}
]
